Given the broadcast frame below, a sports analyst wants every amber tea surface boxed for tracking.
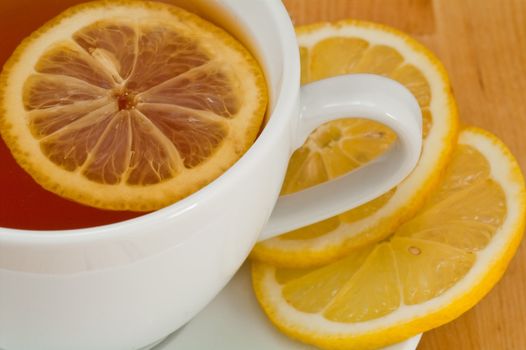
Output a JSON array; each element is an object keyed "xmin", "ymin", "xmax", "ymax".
[
  {"xmin": 0, "ymin": 0, "xmax": 139, "ymax": 230},
  {"xmin": 0, "ymin": 0, "xmax": 267, "ymax": 230}
]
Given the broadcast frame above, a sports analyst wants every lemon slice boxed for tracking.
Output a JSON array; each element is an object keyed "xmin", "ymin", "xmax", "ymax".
[
  {"xmin": 0, "ymin": 0, "xmax": 267, "ymax": 211},
  {"xmin": 252, "ymin": 20, "xmax": 458, "ymax": 268},
  {"xmin": 252, "ymin": 127, "xmax": 526, "ymax": 350}
]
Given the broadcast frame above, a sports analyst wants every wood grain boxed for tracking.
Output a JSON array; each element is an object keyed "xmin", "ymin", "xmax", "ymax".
[{"xmin": 283, "ymin": 1, "xmax": 526, "ymax": 349}]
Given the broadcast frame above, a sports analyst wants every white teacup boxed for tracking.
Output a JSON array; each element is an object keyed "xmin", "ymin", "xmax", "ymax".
[{"xmin": 0, "ymin": 1, "xmax": 422, "ymax": 349}]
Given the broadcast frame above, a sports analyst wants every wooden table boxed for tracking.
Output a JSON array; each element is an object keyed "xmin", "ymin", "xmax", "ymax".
[{"xmin": 283, "ymin": 1, "xmax": 526, "ymax": 349}]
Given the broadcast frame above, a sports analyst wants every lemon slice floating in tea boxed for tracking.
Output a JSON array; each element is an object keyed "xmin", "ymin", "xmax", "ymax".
[
  {"xmin": 251, "ymin": 20, "xmax": 458, "ymax": 268},
  {"xmin": 252, "ymin": 127, "xmax": 526, "ymax": 350},
  {"xmin": 0, "ymin": 0, "xmax": 267, "ymax": 211}
]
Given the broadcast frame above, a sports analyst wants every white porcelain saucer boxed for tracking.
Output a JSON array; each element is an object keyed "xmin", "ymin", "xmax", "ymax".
[{"xmin": 152, "ymin": 263, "xmax": 422, "ymax": 350}]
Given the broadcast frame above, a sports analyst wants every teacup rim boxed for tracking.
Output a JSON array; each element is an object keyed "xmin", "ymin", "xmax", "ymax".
[{"xmin": 0, "ymin": 0, "xmax": 300, "ymax": 243}]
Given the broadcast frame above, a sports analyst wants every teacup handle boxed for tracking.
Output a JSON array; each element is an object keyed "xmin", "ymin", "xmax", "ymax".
[{"xmin": 259, "ymin": 74, "xmax": 422, "ymax": 240}]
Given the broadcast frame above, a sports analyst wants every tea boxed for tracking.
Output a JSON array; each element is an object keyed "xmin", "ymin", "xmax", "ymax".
[
  {"xmin": 0, "ymin": 0, "xmax": 267, "ymax": 230},
  {"xmin": 0, "ymin": 0, "xmax": 136, "ymax": 230}
]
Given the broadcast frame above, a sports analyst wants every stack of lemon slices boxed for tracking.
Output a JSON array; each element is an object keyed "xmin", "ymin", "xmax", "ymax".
[
  {"xmin": 252, "ymin": 20, "xmax": 458, "ymax": 267},
  {"xmin": 251, "ymin": 21, "xmax": 526, "ymax": 350}
]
